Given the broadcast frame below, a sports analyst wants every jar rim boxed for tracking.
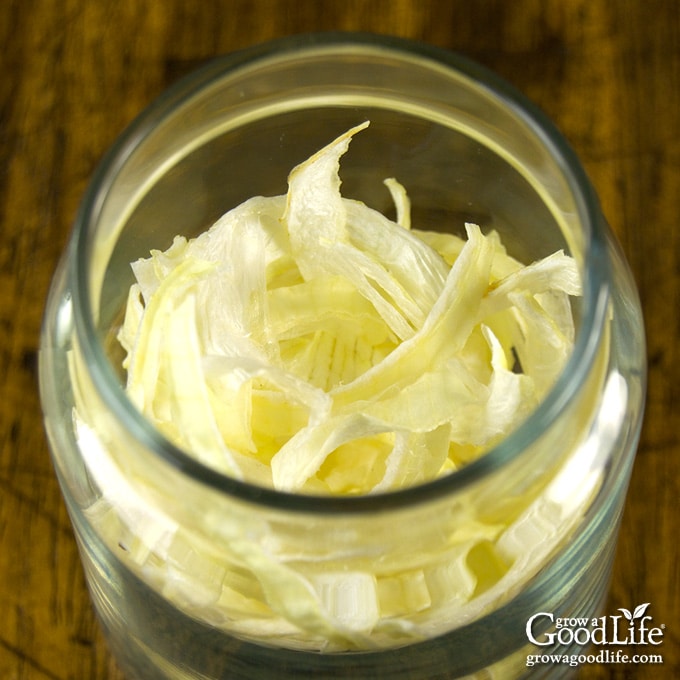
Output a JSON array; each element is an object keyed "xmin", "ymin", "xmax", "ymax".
[{"xmin": 70, "ymin": 32, "xmax": 610, "ymax": 513}]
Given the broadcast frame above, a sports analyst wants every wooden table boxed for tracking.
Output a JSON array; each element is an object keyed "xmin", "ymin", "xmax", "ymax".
[{"xmin": 1, "ymin": 1, "xmax": 677, "ymax": 678}]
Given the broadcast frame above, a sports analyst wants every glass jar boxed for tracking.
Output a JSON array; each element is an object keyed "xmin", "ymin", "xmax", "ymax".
[{"xmin": 39, "ymin": 33, "xmax": 646, "ymax": 679}]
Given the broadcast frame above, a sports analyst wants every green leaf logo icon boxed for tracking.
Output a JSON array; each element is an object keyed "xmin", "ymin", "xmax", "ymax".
[{"xmin": 619, "ymin": 603, "xmax": 650, "ymax": 622}]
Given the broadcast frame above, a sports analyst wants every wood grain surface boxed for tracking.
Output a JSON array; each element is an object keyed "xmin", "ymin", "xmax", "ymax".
[{"xmin": 1, "ymin": 1, "xmax": 677, "ymax": 678}]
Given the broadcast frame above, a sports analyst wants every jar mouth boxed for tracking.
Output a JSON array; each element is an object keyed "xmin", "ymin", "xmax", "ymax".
[{"xmin": 70, "ymin": 32, "xmax": 610, "ymax": 513}]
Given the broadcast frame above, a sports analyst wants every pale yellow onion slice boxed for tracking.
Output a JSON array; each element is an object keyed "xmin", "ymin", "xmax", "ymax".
[{"xmin": 285, "ymin": 121, "xmax": 449, "ymax": 341}]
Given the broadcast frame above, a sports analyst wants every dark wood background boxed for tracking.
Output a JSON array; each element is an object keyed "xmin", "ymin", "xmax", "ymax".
[{"xmin": 1, "ymin": 1, "xmax": 677, "ymax": 678}]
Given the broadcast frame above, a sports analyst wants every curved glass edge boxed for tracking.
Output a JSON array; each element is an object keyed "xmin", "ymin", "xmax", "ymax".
[{"xmin": 67, "ymin": 32, "xmax": 630, "ymax": 513}]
